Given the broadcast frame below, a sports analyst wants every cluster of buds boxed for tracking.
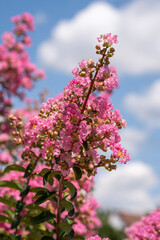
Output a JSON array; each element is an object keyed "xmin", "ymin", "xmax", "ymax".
[{"xmin": 9, "ymin": 114, "xmax": 24, "ymax": 145}]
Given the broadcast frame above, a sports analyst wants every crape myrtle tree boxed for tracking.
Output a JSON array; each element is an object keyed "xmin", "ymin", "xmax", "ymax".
[
  {"xmin": 0, "ymin": 13, "xmax": 131, "ymax": 240},
  {"xmin": 0, "ymin": 12, "xmax": 45, "ymax": 167},
  {"xmin": 0, "ymin": 13, "xmax": 103, "ymax": 240}
]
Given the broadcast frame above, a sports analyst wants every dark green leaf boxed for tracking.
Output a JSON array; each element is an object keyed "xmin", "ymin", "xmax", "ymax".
[
  {"xmin": 61, "ymin": 199, "xmax": 74, "ymax": 212},
  {"xmin": 20, "ymin": 183, "xmax": 30, "ymax": 198},
  {"xmin": 48, "ymin": 173, "xmax": 54, "ymax": 185},
  {"xmin": 3, "ymin": 164, "xmax": 25, "ymax": 175},
  {"xmin": 2, "ymin": 209, "xmax": 14, "ymax": 220},
  {"xmin": 0, "ymin": 196, "xmax": 16, "ymax": 208},
  {"xmin": 68, "ymin": 208, "xmax": 75, "ymax": 217},
  {"xmin": 16, "ymin": 201, "xmax": 25, "ymax": 213},
  {"xmin": 63, "ymin": 180, "xmax": 77, "ymax": 200},
  {"xmin": 67, "ymin": 229, "xmax": 74, "ymax": 239},
  {"xmin": 43, "ymin": 170, "xmax": 51, "ymax": 185},
  {"xmin": 15, "ymin": 234, "xmax": 21, "ymax": 240},
  {"xmin": 30, "ymin": 187, "xmax": 49, "ymax": 193},
  {"xmin": 0, "ymin": 233, "xmax": 12, "ymax": 240},
  {"xmin": 73, "ymin": 166, "xmax": 82, "ymax": 180},
  {"xmin": 0, "ymin": 214, "xmax": 12, "ymax": 223},
  {"xmin": 0, "ymin": 181, "xmax": 23, "ymax": 191},
  {"xmin": 82, "ymin": 141, "xmax": 89, "ymax": 151},
  {"xmin": 41, "ymin": 237, "xmax": 53, "ymax": 240},
  {"xmin": 38, "ymin": 168, "xmax": 50, "ymax": 177},
  {"xmin": 33, "ymin": 189, "xmax": 49, "ymax": 199},
  {"xmin": 35, "ymin": 191, "xmax": 57, "ymax": 205},
  {"xmin": 30, "ymin": 211, "xmax": 55, "ymax": 225},
  {"xmin": 55, "ymin": 156, "xmax": 60, "ymax": 164},
  {"xmin": 11, "ymin": 215, "xmax": 21, "ymax": 229},
  {"xmin": 23, "ymin": 163, "xmax": 33, "ymax": 178},
  {"xmin": 59, "ymin": 221, "xmax": 72, "ymax": 234}
]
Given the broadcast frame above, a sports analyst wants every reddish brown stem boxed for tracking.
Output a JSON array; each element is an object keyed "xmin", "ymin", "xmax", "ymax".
[{"xmin": 81, "ymin": 49, "xmax": 107, "ymax": 114}]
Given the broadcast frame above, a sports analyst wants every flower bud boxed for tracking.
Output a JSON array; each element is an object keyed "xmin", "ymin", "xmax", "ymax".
[
  {"xmin": 89, "ymin": 164, "xmax": 94, "ymax": 170},
  {"xmin": 96, "ymin": 50, "xmax": 101, "ymax": 54},
  {"xmin": 87, "ymin": 59, "xmax": 94, "ymax": 68},
  {"xmin": 79, "ymin": 71, "xmax": 86, "ymax": 77},
  {"xmin": 9, "ymin": 114, "xmax": 16, "ymax": 121},
  {"xmin": 110, "ymin": 47, "xmax": 115, "ymax": 53},
  {"xmin": 95, "ymin": 44, "xmax": 101, "ymax": 50},
  {"xmin": 96, "ymin": 62, "xmax": 101, "ymax": 67}
]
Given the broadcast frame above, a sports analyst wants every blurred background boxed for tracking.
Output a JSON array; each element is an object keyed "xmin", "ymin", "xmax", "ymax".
[{"xmin": 1, "ymin": 0, "xmax": 160, "ymax": 237}]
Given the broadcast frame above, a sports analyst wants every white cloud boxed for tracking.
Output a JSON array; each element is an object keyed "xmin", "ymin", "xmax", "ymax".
[
  {"xmin": 34, "ymin": 12, "xmax": 47, "ymax": 25},
  {"xmin": 120, "ymin": 127, "xmax": 147, "ymax": 155},
  {"xmin": 37, "ymin": 0, "xmax": 160, "ymax": 75},
  {"xmin": 124, "ymin": 80, "xmax": 160, "ymax": 128},
  {"xmin": 94, "ymin": 161, "xmax": 158, "ymax": 214}
]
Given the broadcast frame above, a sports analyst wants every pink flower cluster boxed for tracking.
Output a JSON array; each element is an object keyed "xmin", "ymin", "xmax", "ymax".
[
  {"xmin": 0, "ymin": 13, "xmax": 45, "ymax": 166},
  {"xmin": 22, "ymin": 34, "xmax": 130, "ymax": 176},
  {"xmin": 0, "ymin": 13, "xmax": 45, "ymax": 117},
  {"xmin": 87, "ymin": 235, "xmax": 110, "ymax": 240},
  {"xmin": 125, "ymin": 209, "xmax": 160, "ymax": 240}
]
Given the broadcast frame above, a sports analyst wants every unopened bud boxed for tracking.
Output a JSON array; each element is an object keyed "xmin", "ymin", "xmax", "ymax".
[
  {"xmin": 96, "ymin": 62, "xmax": 101, "ymax": 67},
  {"xmin": 87, "ymin": 59, "xmax": 94, "ymax": 68},
  {"xmin": 96, "ymin": 50, "xmax": 101, "ymax": 54},
  {"xmin": 9, "ymin": 114, "xmax": 16, "ymax": 121},
  {"xmin": 110, "ymin": 47, "xmax": 115, "ymax": 53},
  {"xmin": 89, "ymin": 164, "xmax": 94, "ymax": 170},
  {"xmin": 95, "ymin": 44, "xmax": 101, "ymax": 50},
  {"xmin": 79, "ymin": 71, "xmax": 86, "ymax": 77},
  {"xmin": 90, "ymin": 68, "xmax": 95, "ymax": 74}
]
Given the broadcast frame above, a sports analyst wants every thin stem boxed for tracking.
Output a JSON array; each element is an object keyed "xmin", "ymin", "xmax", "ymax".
[
  {"xmin": 81, "ymin": 49, "xmax": 107, "ymax": 114},
  {"xmin": 56, "ymin": 175, "xmax": 64, "ymax": 240}
]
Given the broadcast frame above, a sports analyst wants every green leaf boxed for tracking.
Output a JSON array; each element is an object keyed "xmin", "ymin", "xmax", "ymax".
[
  {"xmin": 68, "ymin": 208, "xmax": 75, "ymax": 217},
  {"xmin": 27, "ymin": 208, "xmax": 43, "ymax": 217},
  {"xmin": 35, "ymin": 191, "xmax": 57, "ymax": 205},
  {"xmin": 82, "ymin": 141, "xmax": 89, "ymax": 151},
  {"xmin": 2, "ymin": 209, "xmax": 14, "ymax": 220},
  {"xmin": 16, "ymin": 201, "xmax": 25, "ymax": 213},
  {"xmin": 39, "ymin": 169, "xmax": 60, "ymax": 182},
  {"xmin": 67, "ymin": 229, "xmax": 74, "ymax": 239},
  {"xmin": 43, "ymin": 170, "xmax": 51, "ymax": 185},
  {"xmin": 0, "ymin": 214, "xmax": 12, "ymax": 223},
  {"xmin": 15, "ymin": 235, "xmax": 21, "ymax": 240},
  {"xmin": 61, "ymin": 198, "xmax": 74, "ymax": 212},
  {"xmin": 0, "ymin": 181, "xmax": 23, "ymax": 191},
  {"xmin": 59, "ymin": 221, "xmax": 72, "ymax": 234},
  {"xmin": 23, "ymin": 163, "xmax": 33, "ymax": 178},
  {"xmin": 72, "ymin": 166, "xmax": 82, "ymax": 180},
  {"xmin": 30, "ymin": 211, "xmax": 55, "ymax": 225},
  {"xmin": 30, "ymin": 187, "xmax": 49, "ymax": 193},
  {"xmin": 63, "ymin": 180, "xmax": 77, "ymax": 200},
  {"xmin": 3, "ymin": 164, "xmax": 25, "ymax": 175},
  {"xmin": 33, "ymin": 189, "xmax": 49, "ymax": 199},
  {"xmin": 38, "ymin": 168, "xmax": 50, "ymax": 177},
  {"xmin": 20, "ymin": 183, "xmax": 30, "ymax": 198},
  {"xmin": 25, "ymin": 203, "xmax": 45, "ymax": 210},
  {"xmin": 0, "ymin": 196, "xmax": 16, "ymax": 208},
  {"xmin": 0, "ymin": 233, "xmax": 12, "ymax": 240}
]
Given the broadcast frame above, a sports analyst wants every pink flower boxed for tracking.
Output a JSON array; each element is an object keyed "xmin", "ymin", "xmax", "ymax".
[{"xmin": 87, "ymin": 236, "xmax": 110, "ymax": 240}]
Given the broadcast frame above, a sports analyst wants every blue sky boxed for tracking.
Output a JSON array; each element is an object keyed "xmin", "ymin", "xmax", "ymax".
[{"xmin": 1, "ymin": 0, "xmax": 160, "ymax": 215}]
